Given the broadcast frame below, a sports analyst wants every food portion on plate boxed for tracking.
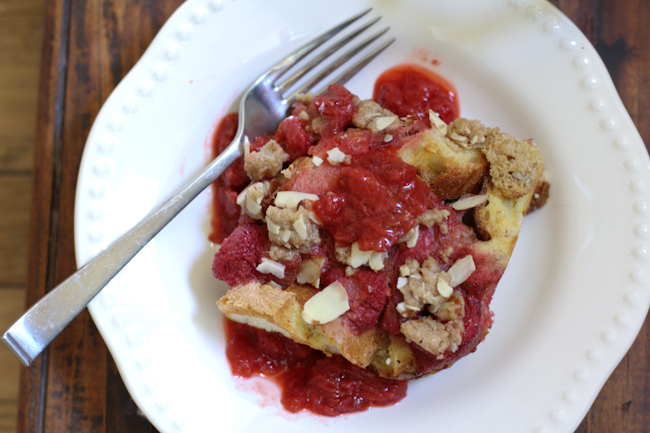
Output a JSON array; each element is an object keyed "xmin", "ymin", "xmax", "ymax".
[{"xmin": 209, "ymin": 64, "xmax": 549, "ymax": 415}]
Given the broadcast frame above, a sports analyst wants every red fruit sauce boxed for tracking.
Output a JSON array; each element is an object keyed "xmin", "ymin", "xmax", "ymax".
[
  {"xmin": 208, "ymin": 113, "xmax": 248, "ymax": 244},
  {"xmin": 211, "ymin": 65, "xmax": 463, "ymax": 416},
  {"xmin": 313, "ymin": 146, "xmax": 435, "ymax": 252},
  {"xmin": 225, "ymin": 319, "xmax": 407, "ymax": 416},
  {"xmin": 374, "ymin": 63, "xmax": 459, "ymax": 124}
]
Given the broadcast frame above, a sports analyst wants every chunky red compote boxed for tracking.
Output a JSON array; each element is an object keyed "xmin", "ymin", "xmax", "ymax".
[
  {"xmin": 374, "ymin": 63, "xmax": 459, "ymax": 124},
  {"xmin": 314, "ymin": 146, "xmax": 434, "ymax": 252},
  {"xmin": 225, "ymin": 319, "xmax": 407, "ymax": 416},
  {"xmin": 209, "ymin": 63, "xmax": 537, "ymax": 416}
]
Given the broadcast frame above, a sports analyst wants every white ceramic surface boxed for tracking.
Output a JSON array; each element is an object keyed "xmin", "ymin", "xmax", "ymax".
[{"xmin": 74, "ymin": 0, "xmax": 650, "ymax": 432}]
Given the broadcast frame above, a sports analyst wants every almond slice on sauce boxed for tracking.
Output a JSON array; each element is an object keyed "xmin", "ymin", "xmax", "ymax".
[{"xmin": 326, "ymin": 147, "xmax": 347, "ymax": 166}]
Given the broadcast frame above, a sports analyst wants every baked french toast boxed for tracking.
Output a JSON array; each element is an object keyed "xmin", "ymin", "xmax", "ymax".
[{"xmin": 212, "ymin": 82, "xmax": 548, "ymax": 380}]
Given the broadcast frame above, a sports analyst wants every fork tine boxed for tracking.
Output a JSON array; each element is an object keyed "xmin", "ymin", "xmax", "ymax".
[
  {"xmin": 274, "ymin": 16, "xmax": 382, "ymax": 94},
  {"xmin": 322, "ymin": 37, "xmax": 395, "ymax": 89},
  {"xmin": 285, "ymin": 32, "xmax": 394, "ymax": 103},
  {"xmin": 265, "ymin": 8, "xmax": 373, "ymax": 82}
]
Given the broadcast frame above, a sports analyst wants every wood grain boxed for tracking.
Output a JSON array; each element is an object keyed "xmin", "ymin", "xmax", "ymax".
[
  {"xmin": 19, "ymin": 0, "xmax": 182, "ymax": 432},
  {"xmin": 17, "ymin": 1, "xmax": 650, "ymax": 432},
  {"xmin": 0, "ymin": 0, "xmax": 44, "ymax": 290},
  {"xmin": 0, "ymin": 177, "xmax": 31, "ymax": 286},
  {"xmin": 19, "ymin": 0, "xmax": 69, "ymax": 429},
  {"xmin": 0, "ymin": 289, "xmax": 26, "ymax": 433},
  {"xmin": 0, "ymin": 0, "xmax": 45, "ymax": 432}
]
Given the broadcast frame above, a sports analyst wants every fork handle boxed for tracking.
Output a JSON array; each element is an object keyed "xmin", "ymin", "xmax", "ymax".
[{"xmin": 2, "ymin": 137, "xmax": 244, "ymax": 367}]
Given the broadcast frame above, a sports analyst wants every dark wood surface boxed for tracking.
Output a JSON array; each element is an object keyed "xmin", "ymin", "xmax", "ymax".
[{"xmin": 19, "ymin": 0, "xmax": 649, "ymax": 432}]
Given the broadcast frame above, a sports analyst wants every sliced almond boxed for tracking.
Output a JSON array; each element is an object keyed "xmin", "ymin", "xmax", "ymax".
[
  {"xmin": 350, "ymin": 242, "xmax": 373, "ymax": 268},
  {"xmin": 399, "ymin": 265, "xmax": 411, "ymax": 277},
  {"xmin": 452, "ymin": 194, "xmax": 489, "ymax": 211},
  {"xmin": 407, "ymin": 225, "xmax": 419, "ymax": 248},
  {"xmin": 373, "ymin": 115, "xmax": 398, "ymax": 131},
  {"xmin": 308, "ymin": 211, "xmax": 322, "ymax": 225},
  {"xmin": 436, "ymin": 278, "xmax": 453, "ymax": 298},
  {"xmin": 236, "ymin": 186, "xmax": 248, "ymax": 206},
  {"xmin": 280, "ymin": 229, "xmax": 292, "ymax": 243},
  {"xmin": 256, "ymin": 258, "xmax": 286, "ymax": 279},
  {"xmin": 312, "ymin": 156, "xmax": 324, "ymax": 167},
  {"xmin": 298, "ymin": 111, "xmax": 310, "ymax": 121},
  {"xmin": 296, "ymin": 259, "xmax": 322, "ymax": 287},
  {"xmin": 301, "ymin": 281, "xmax": 350, "ymax": 325},
  {"xmin": 429, "ymin": 109, "xmax": 448, "ymax": 135},
  {"xmin": 266, "ymin": 219, "xmax": 281, "ymax": 235},
  {"xmin": 275, "ymin": 191, "xmax": 319, "ymax": 211},
  {"xmin": 369, "ymin": 251, "xmax": 386, "ymax": 271},
  {"xmin": 383, "ymin": 134, "xmax": 394, "ymax": 143},
  {"xmin": 293, "ymin": 216, "xmax": 308, "ymax": 240},
  {"xmin": 326, "ymin": 147, "xmax": 347, "ymax": 166},
  {"xmin": 246, "ymin": 195, "xmax": 262, "ymax": 215},
  {"xmin": 265, "ymin": 281, "xmax": 282, "ymax": 289},
  {"xmin": 449, "ymin": 132, "xmax": 468, "ymax": 142},
  {"xmin": 243, "ymin": 136, "xmax": 251, "ymax": 157},
  {"xmin": 396, "ymin": 277, "xmax": 408, "ymax": 289},
  {"xmin": 448, "ymin": 255, "xmax": 476, "ymax": 287}
]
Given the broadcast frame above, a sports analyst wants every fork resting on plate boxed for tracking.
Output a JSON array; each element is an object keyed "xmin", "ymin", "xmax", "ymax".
[{"xmin": 2, "ymin": 9, "xmax": 394, "ymax": 367}]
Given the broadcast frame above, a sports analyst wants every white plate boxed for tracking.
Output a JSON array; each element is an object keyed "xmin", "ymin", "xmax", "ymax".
[{"xmin": 74, "ymin": 0, "xmax": 650, "ymax": 432}]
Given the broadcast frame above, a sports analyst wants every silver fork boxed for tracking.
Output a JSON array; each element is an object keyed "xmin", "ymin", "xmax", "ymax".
[{"xmin": 2, "ymin": 9, "xmax": 394, "ymax": 367}]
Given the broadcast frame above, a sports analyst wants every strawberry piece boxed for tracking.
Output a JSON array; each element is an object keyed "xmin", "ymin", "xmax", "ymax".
[
  {"xmin": 321, "ymin": 266, "xmax": 390, "ymax": 334},
  {"xmin": 266, "ymin": 253, "xmax": 302, "ymax": 288},
  {"xmin": 313, "ymin": 84, "xmax": 356, "ymax": 139},
  {"xmin": 281, "ymin": 158, "xmax": 341, "ymax": 196},
  {"xmin": 308, "ymin": 128, "xmax": 373, "ymax": 159},
  {"xmin": 212, "ymin": 224, "xmax": 269, "ymax": 286},
  {"xmin": 275, "ymin": 116, "xmax": 315, "ymax": 160},
  {"xmin": 379, "ymin": 287, "xmax": 404, "ymax": 335}
]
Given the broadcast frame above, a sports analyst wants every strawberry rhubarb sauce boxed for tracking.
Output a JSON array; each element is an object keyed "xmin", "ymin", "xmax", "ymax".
[
  {"xmin": 209, "ymin": 64, "xmax": 503, "ymax": 416},
  {"xmin": 225, "ymin": 319, "xmax": 407, "ymax": 416}
]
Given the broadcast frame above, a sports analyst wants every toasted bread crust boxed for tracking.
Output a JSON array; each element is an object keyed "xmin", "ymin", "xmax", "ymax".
[
  {"xmin": 397, "ymin": 128, "xmax": 488, "ymax": 200},
  {"xmin": 483, "ymin": 129, "xmax": 544, "ymax": 199},
  {"xmin": 218, "ymin": 282, "xmax": 384, "ymax": 367}
]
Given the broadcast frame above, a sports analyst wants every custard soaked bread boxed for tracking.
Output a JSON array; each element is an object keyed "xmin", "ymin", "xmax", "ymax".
[{"xmin": 213, "ymin": 83, "xmax": 548, "ymax": 379}]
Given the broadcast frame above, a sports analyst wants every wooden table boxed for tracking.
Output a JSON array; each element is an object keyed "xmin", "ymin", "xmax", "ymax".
[{"xmin": 18, "ymin": 0, "xmax": 650, "ymax": 431}]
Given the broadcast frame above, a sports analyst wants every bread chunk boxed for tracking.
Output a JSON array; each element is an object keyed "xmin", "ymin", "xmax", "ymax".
[
  {"xmin": 218, "ymin": 281, "xmax": 384, "ymax": 367},
  {"xmin": 483, "ymin": 129, "xmax": 544, "ymax": 199},
  {"xmin": 397, "ymin": 127, "xmax": 488, "ymax": 200}
]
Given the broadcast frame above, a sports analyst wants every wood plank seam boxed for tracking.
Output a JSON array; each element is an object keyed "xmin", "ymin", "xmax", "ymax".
[{"xmin": 30, "ymin": 0, "xmax": 73, "ymax": 432}]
